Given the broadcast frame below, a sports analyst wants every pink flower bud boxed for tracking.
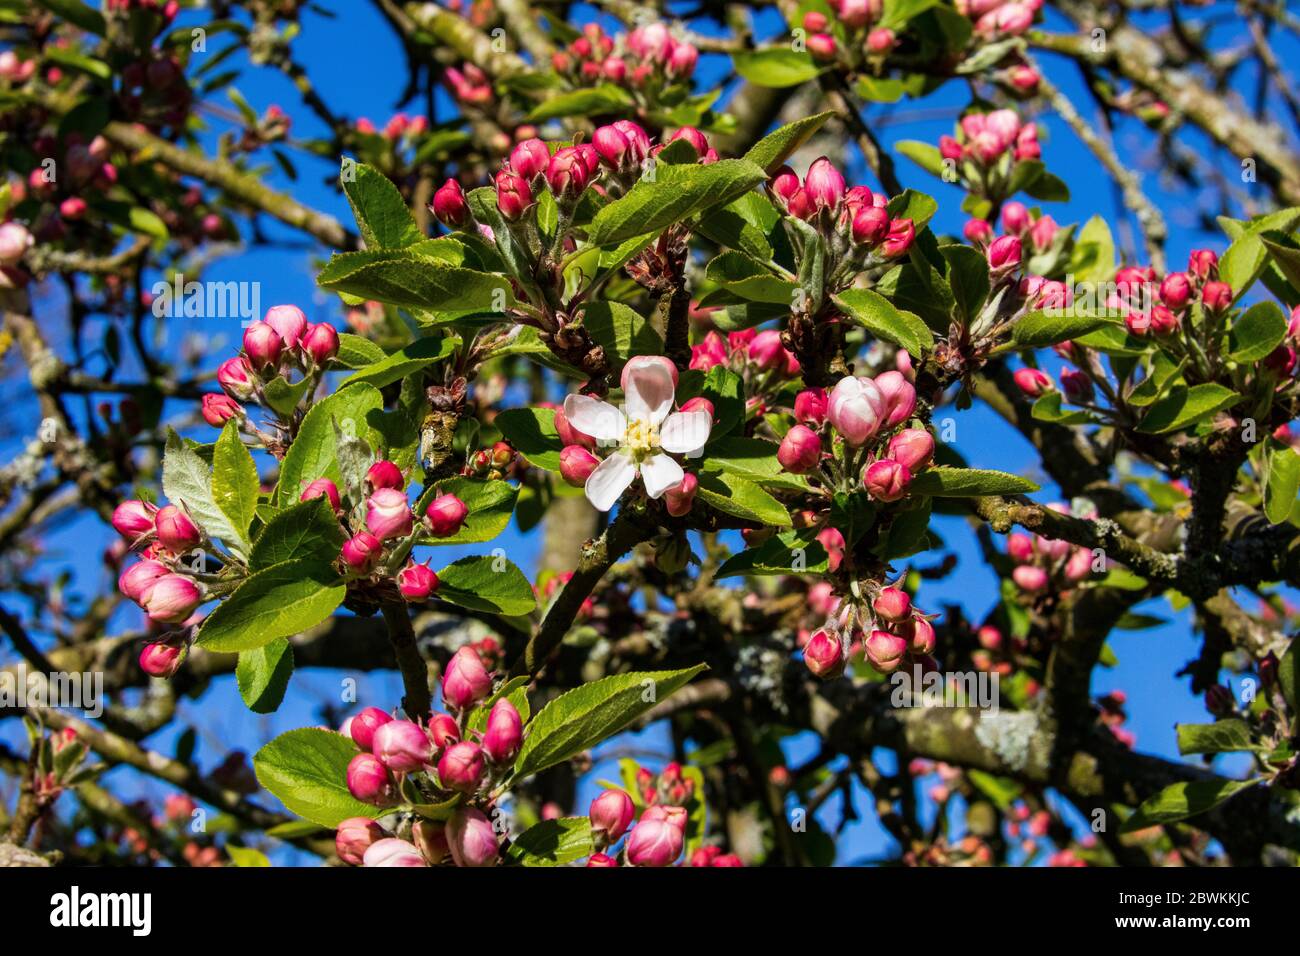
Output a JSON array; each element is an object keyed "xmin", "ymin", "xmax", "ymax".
[
  {"xmin": 988, "ymin": 234, "xmax": 1022, "ymax": 270},
  {"xmin": 495, "ymin": 169, "xmax": 533, "ymax": 221},
  {"xmin": 263, "ymin": 305, "xmax": 308, "ymax": 349},
  {"xmin": 442, "ymin": 645, "xmax": 492, "ymax": 710},
  {"xmin": 347, "ymin": 752, "xmax": 395, "ymax": 805},
  {"xmin": 302, "ymin": 322, "xmax": 340, "ymax": 365},
  {"xmin": 560, "ymin": 444, "xmax": 601, "ymax": 486},
  {"xmin": 828, "ymin": 375, "xmax": 885, "ymax": 446},
  {"xmin": 546, "ymin": 145, "xmax": 595, "ymax": 199},
  {"xmin": 362, "ymin": 837, "xmax": 425, "ymax": 867},
  {"xmin": 817, "ymin": 527, "xmax": 845, "ymax": 572},
  {"xmin": 341, "ymin": 531, "xmax": 382, "ymax": 573},
  {"xmin": 142, "ymin": 574, "xmax": 203, "ymax": 623},
  {"xmin": 1029, "ymin": 215, "xmax": 1058, "ymax": 251},
  {"xmin": 803, "ymin": 11, "xmax": 829, "ymax": 30},
  {"xmin": 794, "ymin": 388, "xmax": 828, "ymax": 425},
  {"xmin": 887, "ymin": 428, "xmax": 934, "ymax": 471},
  {"xmin": 807, "ymin": 32, "xmax": 838, "ymax": 60},
  {"xmin": 663, "ymin": 472, "xmax": 698, "ymax": 517},
  {"xmin": 155, "ymin": 504, "xmax": 201, "ymax": 552},
  {"xmin": 428, "ymin": 713, "xmax": 460, "ymax": 751},
  {"xmin": 431, "ymin": 178, "xmax": 469, "ymax": 227},
  {"xmin": 668, "ymin": 126, "xmax": 709, "ymax": 160},
  {"xmin": 398, "ymin": 561, "xmax": 439, "ymax": 601},
  {"xmin": 59, "ymin": 196, "xmax": 87, "ymax": 220},
  {"xmin": 119, "ymin": 559, "xmax": 169, "ymax": 603},
  {"xmin": 483, "ymin": 698, "xmax": 523, "ymax": 763},
  {"xmin": 447, "ymin": 807, "xmax": 499, "ymax": 867},
  {"xmin": 882, "ymin": 217, "xmax": 915, "ymax": 258},
  {"xmin": 874, "ymin": 370, "xmax": 917, "ymax": 426},
  {"xmin": 1012, "ymin": 565, "xmax": 1049, "ymax": 592},
  {"xmin": 425, "ymin": 493, "xmax": 469, "ymax": 537},
  {"xmin": 1188, "ymin": 248, "xmax": 1218, "ymax": 281},
  {"xmin": 771, "ymin": 166, "xmax": 801, "ymax": 206},
  {"xmin": 804, "ymin": 629, "xmax": 845, "ymax": 678},
  {"xmin": 864, "ymin": 459, "xmax": 912, "ymax": 502},
  {"xmin": 1000, "ymin": 201, "xmax": 1030, "ymax": 234},
  {"xmin": 666, "ymin": 41, "xmax": 698, "ymax": 78},
  {"xmin": 612, "ymin": 121, "xmax": 651, "ymax": 164},
  {"xmin": 587, "ymin": 852, "xmax": 619, "ymax": 867},
  {"xmin": 411, "ymin": 819, "xmax": 450, "ymax": 864},
  {"xmin": 852, "ymin": 205, "xmax": 890, "ymax": 245},
  {"xmin": 778, "ymin": 424, "xmax": 821, "ymax": 474},
  {"xmin": 349, "ymin": 706, "xmax": 393, "ymax": 751},
  {"xmin": 963, "ymin": 218, "xmax": 993, "ymax": 244},
  {"xmin": 678, "ymin": 396, "xmax": 715, "ymax": 419},
  {"xmin": 112, "ymin": 500, "xmax": 158, "ymax": 541},
  {"xmin": 1201, "ymin": 280, "xmax": 1232, "ymax": 312},
  {"xmin": 1159, "ymin": 272, "xmax": 1192, "ymax": 310},
  {"xmin": 1060, "ymin": 369, "xmax": 1094, "ymax": 404},
  {"xmin": 626, "ymin": 814, "xmax": 685, "ymax": 867},
  {"xmin": 909, "ymin": 617, "xmax": 937, "ymax": 654},
  {"xmin": 1006, "ymin": 532, "xmax": 1035, "ymax": 563},
  {"xmin": 592, "ymin": 124, "xmax": 632, "ymax": 169},
  {"xmin": 373, "ymin": 719, "xmax": 433, "ymax": 773},
  {"xmin": 747, "ymin": 329, "xmax": 787, "ymax": 372},
  {"xmin": 336, "ymin": 818, "xmax": 386, "ymax": 865},
  {"xmin": 509, "ymin": 138, "xmax": 551, "ymax": 180},
  {"xmin": 939, "ymin": 135, "xmax": 964, "ymax": 161},
  {"xmin": 217, "ymin": 356, "xmax": 257, "ymax": 401},
  {"xmin": 438, "ymin": 741, "xmax": 486, "ymax": 792},
  {"xmin": 242, "ymin": 321, "xmax": 283, "ymax": 371},
  {"xmin": 1150, "ymin": 305, "xmax": 1180, "ymax": 336},
  {"xmin": 1013, "ymin": 367, "xmax": 1053, "ymax": 397},
  {"xmin": 0, "ymin": 221, "xmax": 33, "ymax": 265},
  {"xmin": 1125, "ymin": 311, "xmax": 1151, "ymax": 337},
  {"xmin": 201, "ymin": 393, "xmax": 243, "ymax": 426},
  {"xmin": 1064, "ymin": 546, "xmax": 1093, "ymax": 582},
  {"xmin": 554, "ymin": 404, "xmax": 596, "ymax": 449},
  {"xmin": 1009, "ymin": 64, "xmax": 1039, "ymax": 92},
  {"xmin": 865, "ymin": 629, "xmax": 908, "ymax": 674},
  {"xmin": 589, "ymin": 788, "xmax": 635, "ymax": 842},
  {"xmin": 139, "ymin": 641, "xmax": 183, "ymax": 678},
  {"xmin": 300, "ymin": 477, "xmax": 342, "ymax": 515},
  {"xmin": 365, "ymin": 488, "xmax": 413, "ymax": 540},
  {"xmin": 690, "ymin": 331, "xmax": 728, "ymax": 371},
  {"xmin": 804, "ymin": 157, "xmax": 846, "ymax": 211},
  {"xmin": 366, "ymin": 460, "xmax": 404, "ymax": 491},
  {"xmin": 866, "ymin": 27, "xmax": 896, "ymax": 52},
  {"xmin": 873, "ymin": 587, "xmax": 911, "ymax": 622},
  {"xmin": 838, "ymin": 0, "xmax": 878, "ymax": 29}
]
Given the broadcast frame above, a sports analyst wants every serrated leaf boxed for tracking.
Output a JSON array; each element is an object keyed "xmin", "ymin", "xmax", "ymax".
[
  {"xmin": 909, "ymin": 466, "xmax": 1039, "ymax": 496},
  {"xmin": 196, "ymin": 559, "xmax": 345, "ymax": 653},
  {"xmin": 834, "ymin": 287, "xmax": 934, "ymax": 357},
  {"xmin": 527, "ymin": 84, "xmax": 634, "ymax": 122},
  {"xmin": 695, "ymin": 470, "xmax": 792, "ymax": 526},
  {"xmin": 276, "ymin": 383, "xmax": 383, "ymax": 506},
  {"xmin": 212, "ymin": 422, "xmax": 259, "ymax": 542},
  {"xmin": 1228, "ymin": 301, "xmax": 1287, "ymax": 363},
  {"xmin": 435, "ymin": 555, "xmax": 537, "ymax": 616},
  {"xmin": 731, "ymin": 48, "xmax": 822, "ymax": 87},
  {"xmin": 1120, "ymin": 778, "xmax": 1255, "ymax": 833},
  {"xmin": 1137, "ymin": 384, "xmax": 1239, "ymax": 434},
  {"xmin": 163, "ymin": 429, "xmax": 249, "ymax": 555},
  {"xmin": 743, "ymin": 112, "xmax": 835, "ymax": 173},
  {"xmin": 1176, "ymin": 719, "xmax": 1260, "ymax": 756},
  {"xmin": 1013, "ymin": 311, "xmax": 1114, "ymax": 348},
  {"xmin": 506, "ymin": 817, "xmax": 594, "ymax": 866},
  {"xmin": 317, "ymin": 249, "xmax": 513, "ymax": 313},
  {"xmin": 714, "ymin": 528, "xmax": 829, "ymax": 578},
  {"xmin": 251, "ymin": 497, "xmax": 347, "ymax": 569},
  {"xmin": 341, "ymin": 335, "xmax": 457, "ymax": 389},
  {"xmin": 341, "ymin": 160, "xmax": 422, "ymax": 249},
  {"xmin": 415, "ymin": 478, "xmax": 517, "ymax": 545},
  {"xmin": 495, "ymin": 407, "xmax": 564, "ymax": 472},
  {"xmin": 253, "ymin": 728, "xmax": 376, "ymax": 828},
  {"xmin": 1264, "ymin": 444, "xmax": 1300, "ymax": 525}
]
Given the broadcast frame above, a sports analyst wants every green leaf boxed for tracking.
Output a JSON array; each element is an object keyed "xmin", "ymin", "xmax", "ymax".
[
  {"xmin": 941, "ymin": 243, "xmax": 990, "ymax": 323},
  {"xmin": 1228, "ymin": 301, "xmax": 1287, "ymax": 363},
  {"xmin": 587, "ymin": 159, "xmax": 768, "ymax": 247},
  {"xmin": 317, "ymin": 249, "xmax": 513, "ymax": 313},
  {"xmin": 715, "ymin": 528, "xmax": 829, "ymax": 579},
  {"xmin": 261, "ymin": 375, "xmax": 314, "ymax": 417},
  {"xmin": 909, "ymin": 466, "xmax": 1039, "ymax": 496},
  {"xmin": 731, "ymin": 48, "xmax": 822, "ymax": 88},
  {"xmin": 236, "ymin": 638, "xmax": 295, "ymax": 714},
  {"xmin": 834, "ymin": 287, "xmax": 934, "ymax": 357},
  {"xmin": 743, "ymin": 112, "xmax": 835, "ymax": 173},
  {"xmin": 341, "ymin": 161, "xmax": 422, "ymax": 249},
  {"xmin": 341, "ymin": 335, "xmax": 457, "ymax": 389},
  {"xmin": 276, "ymin": 383, "xmax": 383, "ymax": 506},
  {"xmin": 34, "ymin": 0, "xmax": 106, "ymax": 36},
  {"xmin": 513, "ymin": 665, "xmax": 707, "ymax": 779},
  {"xmin": 583, "ymin": 300, "xmax": 664, "ymax": 374},
  {"xmin": 1264, "ymin": 443, "xmax": 1300, "ymax": 525},
  {"xmin": 196, "ymin": 560, "xmax": 345, "ymax": 653},
  {"xmin": 705, "ymin": 251, "xmax": 799, "ymax": 304},
  {"xmin": 226, "ymin": 846, "xmax": 271, "ymax": 867},
  {"xmin": 163, "ymin": 429, "xmax": 249, "ymax": 555},
  {"xmin": 253, "ymin": 728, "xmax": 377, "ymax": 828},
  {"xmin": 1031, "ymin": 391, "xmax": 1094, "ymax": 425},
  {"xmin": 527, "ymin": 84, "xmax": 634, "ymax": 122},
  {"xmin": 695, "ymin": 470, "xmax": 792, "ymax": 526},
  {"xmin": 1137, "ymin": 384, "xmax": 1240, "ymax": 434},
  {"xmin": 334, "ymin": 333, "xmax": 387, "ymax": 369},
  {"xmin": 495, "ymin": 407, "xmax": 563, "ymax": 472},
  {"xmin": 506, "ymin": 817, "xmax": 594, "ymax": 866},
  {"xmin": 1176, "ymin": 719, "xmax": 1260, "ymax": 756},
  {"xmin": 435, "ymin": 555, "xmax": 538, "ymax": 616},
  {"xmin": 415, "ymin": 478, "xmax": 517, "ymax": 545},
  {"xmin": 1120, "ymin": 778, "xmax": 1255, "ymax": 833},
  {"xmin": 701, "ymin": 436, "xmax": 806, "ymax": 490},
  {"xmin": 466, "ymin": 676, "xmax": 531, "ymax": 734},
  {"xmin": 1279, "ymin": 639, "xmax": 1297, "ymax": 713},
  {"xmin": 1070, "ymin": 215, "xmax": 1116, "ymax": 284},
  {"xmin": 1013, "ymin": 311, "xmax": 1114, "ymax": 348},
  {"xmin": 212, "ymin": 423, "xmax": 259, "ymax": 542},
  {"xmin": 251, "ymin": 497, "xmax": 347, "ymax": 570},
  {"xmin": 1219, "ymin": 207, "xmax": 1300, "ymax": 296},
  {"xmin": 895, "ymin": 140, "xmax": 946, "ymax": 179}
]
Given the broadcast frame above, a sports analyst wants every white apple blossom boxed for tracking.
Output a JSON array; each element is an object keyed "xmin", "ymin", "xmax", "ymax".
[{"xmin": 562, "ymin": 356, "xmax": 711, "ymax": 511}]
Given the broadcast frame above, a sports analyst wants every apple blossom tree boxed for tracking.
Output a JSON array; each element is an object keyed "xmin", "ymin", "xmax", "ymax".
[{"xmin": 1, "ymin": 0, "xmax": 1299, "ymax": 869}]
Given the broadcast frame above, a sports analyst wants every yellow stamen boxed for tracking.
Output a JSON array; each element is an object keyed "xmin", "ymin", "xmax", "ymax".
[{"xmin": 623, "ymin": 417, "xmax": 660, "ymax": 458}]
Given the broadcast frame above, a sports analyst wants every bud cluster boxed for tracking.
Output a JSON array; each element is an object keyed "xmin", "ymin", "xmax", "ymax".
[
  {"xmin": 552, "ymin": 22, "xmax": 699, "ymax": 100},
  {"xmin": 801, "ymin": 2, "xmax": 899, "ymax": 68},
  {"xmin": 955, "ymin": 0, "xmax": 1043, "ymax": 38},
  {"xmin": 1003, "ymin": 505, "xmax": 1098, "ymax": 595},
  {"xmin": 804, "ymin": 582, "xmax": 939, "ymax": 678},
  {"xmin": 938, "ymin": 109, "xmax": 1042, "ymax": 203}
]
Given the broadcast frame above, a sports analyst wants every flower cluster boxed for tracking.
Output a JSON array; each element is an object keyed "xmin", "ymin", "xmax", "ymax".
[
  {"xmin": 956, "ymin": 0, "xmax": 1043, "ymax": 38},
  {"xmin": 210, "ymin": 304, "xmax": 340, "ymax": 427},
  {"xmin": 939, "ymin": 109, "xmax": 1042, "ymax": 202},
  {"xmin": 801, "ymin": 1, "xmax": 899, "ymax": 66},
  {"xmin": 1003, "ymin": 508, "xmax": 1098, "ymax": 595},
  {"xmin": 552, "ymin": 22, "xmax": 699, "ymax": 94},
  {"xmin": 804, "ymin": 584, "xmax": 939, "ymax": 678},
  {"xmin": 557, "ymin": 356, "xmax": 712, "ymax": 512},
  {"xmin": 768, "ymin": 157, "xmax": 916, "ymax": 272},
  {"xmin": 336, "ymin": 647, "xmax": 521, "ymax": 867}
]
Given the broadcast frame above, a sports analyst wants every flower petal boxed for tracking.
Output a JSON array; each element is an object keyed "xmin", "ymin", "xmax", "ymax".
[
  {"xmin": 640, "ymin": 453, "xmax": 684, "ymax": 499},
  {"xmin": 623, "ymin": 360, "xmax": 676, "ymax": 425},
  {"xmin": 584, "ymin": 450, "xmax": 637, "ymax": 511},
  {"xmin": 563, "ymin": 394, "xmax": 626, "ymax": 444},
  {"xmin": 659, "ymin": 410, "xmax": 712, "ymax": 456}
]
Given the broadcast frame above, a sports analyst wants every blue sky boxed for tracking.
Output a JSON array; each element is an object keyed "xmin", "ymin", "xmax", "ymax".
[{"xmin": 2, "ymin": 1, "xmax": 1292, "ymax": 864}]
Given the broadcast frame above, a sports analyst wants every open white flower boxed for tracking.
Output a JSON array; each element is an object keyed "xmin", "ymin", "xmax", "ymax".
[{"xmin": 562, "ymin": 356, "xmax": 712, "ymax": 511}]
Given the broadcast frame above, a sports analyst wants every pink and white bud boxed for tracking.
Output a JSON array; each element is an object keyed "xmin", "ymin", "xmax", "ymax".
[
  {"xmin": 794, "ymin": 388, "xmax": 828, "ymax": 425},
  {"xmin": 882, "ymin": 217, "xmax": 915, "ymax": 258},
  {"xmin": 866, "ymin": 27, "xmax": 896, "ymax": 52},
  {"xmin": 1013, "ymin": 367, "xmax": 1053, "ymax": 397},
  {"xmin": 341, "ymin": 531, "xmax": 382, "ymax": 573},
  {"xmin": 778, "ymin": 424, "xmax": 822, "ymax": 474},
  {"xmin": 592, "ymin": 124, "xmax": 632, "ymax": 169},
  {"xmin": 887, "ymin": 428, "xmax": 934, "ymax": 471},
  {"xmin": 346, "ymin": 753, "xmax": 395, "ymax": 805},
  {"xmin": 1029, "ymin": 215, "xmax": 1058, "ymax": 251},
  {"xmin": 217, "ymin": 356, "xmax": 257, "ymax": 401},
  {"xmin": 663, "ymin": 472, "xmax": 699, "ymax": 517},
  {"xmin": 864, "ymin": 459, "xmax": 912, "ymax": 502},
  {"xmin": 667, "ymin": 126, "xmax": 710, "ymax": 160},
  {"xmin": 428, "ymin": 712, "xmax": 460, "ymax": 751},
  {"xmin": 483, "ymin": 698, "xmax": 523, "ymax": 763},
  {"xmin": 349, "ymin": 707, "xmax": 393, "ymax": 751},
  {"xmin": 1188, "ymin": 249, "xmax": 1218, "ymax": 281},
  {"xmin": 612, "ymin": 121, "xmax": 651, "ymax": 165},
  {"xmin": 589, "ymin": 788, "xmax": 635, "ymax": 843},
  {"xmin": 1000, "ymin": 201, "xmax": 1030, "ymax": 235},
  {"xmin": 142, "ymin": 574, "xmax": 203, "ymax": 624},
  {"xmin": 263, "ymin": 305, "xmax": 308, "ymax": 349},
  {"xmin": 336, "ymin": 818, "xmax": 386, "ymax": 866},
  {"xmin": 0, "ymin": 221, "xmax": 33, "ymax": 265},
  {"xmin": 873, "ymin": 587, "xmax": 911, "ymax": 622},
  {"xmin": 804, "ymin": 629, "xmax": 845, "ymax": 679},
  {"xmin": 865, "ymin": 629, "xmax": 908, "ymax": 674},
  {"xmin": 425, "ymin": 493, "xmax": 469, "ymax": 537},
  {"xmin": 397, "ymin": 561, "xmax": 439, "ymax": 601},
  {"xmin": 447, "ymin": 807, "xmax": 499, "ymax": 867},
  {"xmin": 874, "ymin": 370, "xmax": 917, "ymax": 426},
  {"xmin": 300, "ymin": 477, "xmax": 342, "ymax": 514},
  {"xmin": 139, "ymin": 641, "xmax": 184, "ymax": 678},
  {"xmin": 201, "ymin": 393, "xmax": 243, "ymax": 426},
  {"xmin": 373, "ymin": 719, "xmax": 434, "ymax": 773},
  {"xmin": 827, "ymin": 375, "xmax": 885, "ymax": 446},
  {"xmin": 804, "ymin": 157, "xmax": 846, "ymax": 211},
  {"xmin": 807, "ymin": 33, "xmax": 838, "ymax": 60},
  {"xmin": 362, "ymin": 837, "xmax": 425, "ymax": 867},
  {"xmin": 302, "ymin": 323, "xmax": 340, "ymax": 365},
  {"xmin": 442, "ymin": 645, "xmax": 492, "ymax": 710},
  {"xmin": 495, "ymin": 169, "xmax": 533, "ymax": 221},
  {"xmin": 988, "ymin": 234, "xmax": 1023, "ymax": 271},
  {"xmin": 112, "ymin": 500, "xmax": 158, "ymax": 541},
  {"xmin": 242, "ymin": 321, "xmax": 283, "ymax": 371},
  {"xmin": 626, "ymin": 813, "xmax": 685, "ymax": 867},
  {"xmin": 509, "ymin": 138, "xmax": 552, "ymax": 180},
  {"xmin": 438, "ymin": 741, "xmax": 486, "ymax": 792},
  {"xmin": 1007, "ymin": 532, "xmax": 1036, "ymax": 563},
  {"xmin": 155, "ymin": 504, "xmax": 200, "ymax": 553},
  {"xmin": 1159, "ymin": 272, "xmax": 1192, "ymax": 310},
  {"xmin": 119, "ymin": 559, "xmax": 169, "ymax": 603},
  {"xmin": 1012, "ymin": 565, "xmax": 1050, "ymax": 592},
  {"xmin": 559, "ymin": 444, "xmax": 601, "ymax": 487},
  {"xmin": 964, "ymin": 218, "xmax": 993, "ymax": 244},
  {"xmin": 365, "ymin": 488, "xmax": 413, "ymax": 540}
]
